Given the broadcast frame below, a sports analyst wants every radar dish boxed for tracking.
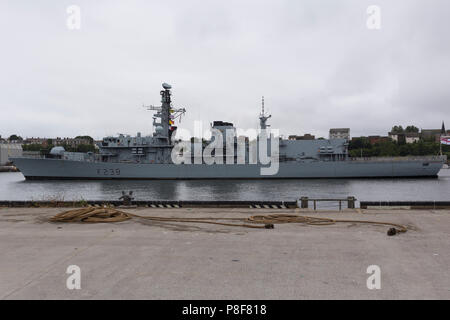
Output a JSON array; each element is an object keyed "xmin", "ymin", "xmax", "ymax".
[{"xmin": 162, "ymin": 83, "xmax": 172, "ymax": 90}]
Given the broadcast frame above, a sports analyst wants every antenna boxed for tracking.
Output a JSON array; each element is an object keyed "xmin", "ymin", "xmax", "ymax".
[
  {"xmin": 143, "ymin": 84, "xmax": 187, "ymax": 139},
  {"xmin": 259, "ymin": 95, "xmax": 271, "ymax": 129},
  {"xmin": 262, "ymin": 96, "xmax": 265, "ymax": 115}
]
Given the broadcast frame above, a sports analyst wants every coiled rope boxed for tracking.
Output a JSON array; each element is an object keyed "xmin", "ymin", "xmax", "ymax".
[{"xmin": 49, "ymin": 208, "xmax": 408, "ymax": 235}]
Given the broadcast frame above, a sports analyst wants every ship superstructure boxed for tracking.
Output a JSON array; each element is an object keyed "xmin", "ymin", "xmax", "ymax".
[
  {"xmin": 11, "ymin": 83, "xmax": 446, "ymax": 179},
  {"xmin": 98, "ymin": 83, "xmax": 185, "ymax": 164}
]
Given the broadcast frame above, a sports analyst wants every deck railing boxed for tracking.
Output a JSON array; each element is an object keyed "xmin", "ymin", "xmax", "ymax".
[{"xmin": 348, "ymin": 155, "xmax": 446, "ymax": 162}]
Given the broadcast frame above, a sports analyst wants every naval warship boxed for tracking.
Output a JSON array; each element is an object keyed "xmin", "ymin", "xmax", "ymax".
[{"xmin": 11, "ymin": 83, "xmax": 445, "ymax": 179}]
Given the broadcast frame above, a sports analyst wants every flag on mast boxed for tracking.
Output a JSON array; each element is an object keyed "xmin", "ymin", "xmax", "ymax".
[{"xmin": 440, "ymin": 136, "xmax": 450, "ymax": 145}]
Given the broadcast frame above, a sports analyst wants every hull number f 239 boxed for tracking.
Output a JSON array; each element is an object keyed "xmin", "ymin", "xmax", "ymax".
[{"xmin": 96, "ymin": 168, "xmax": 120, "ymax": 176}]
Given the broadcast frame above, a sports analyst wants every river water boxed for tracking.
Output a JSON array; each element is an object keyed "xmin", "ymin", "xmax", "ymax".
[{"xmin": 0, "ymin": 170, "xmax": 449, "ymax": 203}]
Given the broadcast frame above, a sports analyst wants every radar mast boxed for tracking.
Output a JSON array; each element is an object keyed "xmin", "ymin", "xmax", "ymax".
[{"xmin": 143, "ymin": 83, "xmax": 186, "ymax": 143}]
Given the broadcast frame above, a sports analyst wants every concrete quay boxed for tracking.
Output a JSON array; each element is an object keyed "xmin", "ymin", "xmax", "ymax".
[{"xmin": 0, "ymin": 207, "xmax": 449, "ymax": 299}]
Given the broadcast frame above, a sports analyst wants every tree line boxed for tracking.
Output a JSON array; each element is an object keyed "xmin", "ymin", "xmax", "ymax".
[{"xmin": 348, "ymin": 138, "xmax": 449, "ymax": 157}]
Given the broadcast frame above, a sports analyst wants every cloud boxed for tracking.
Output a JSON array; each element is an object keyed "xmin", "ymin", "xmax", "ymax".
[{"xmin": 0, "ymin": 0, "xmax": 448, "ymax": 140}]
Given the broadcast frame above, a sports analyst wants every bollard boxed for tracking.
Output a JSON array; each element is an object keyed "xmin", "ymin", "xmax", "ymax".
[
  {"xmin": 300, "ymin": 197, "xmax": 309, "ymax": 209},
  {"xmin": 119, "ymin": 191, "xmax": 134, "ymax": 206},
  {"xmin": 347, "ymin": 196, "xmax": 356, "ymax": 209}
]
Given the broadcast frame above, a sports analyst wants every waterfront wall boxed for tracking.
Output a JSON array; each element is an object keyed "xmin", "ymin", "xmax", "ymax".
[{"xmin": 1, "ymin": 200, "xmax": 450, "ymax": 209}]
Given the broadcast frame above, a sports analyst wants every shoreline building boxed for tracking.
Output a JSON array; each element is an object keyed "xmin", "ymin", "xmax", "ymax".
[
  {"xmin": 389, "ymin": 131, "xmax": 421, "ymax": 144},
  {"xmin": 368, "ymin": 136, "xmax": 390, "ymax": 145},
  {"xmin": 329, "ymin": 128, "xmax": 350, "ymax": 141},
  {"xmin": 421, "ymin": 121, "xmax": 447, "ymax": 142},
  {"xmin": 23, "ymin": 137, "xmax": 93, "ymax": 147}
]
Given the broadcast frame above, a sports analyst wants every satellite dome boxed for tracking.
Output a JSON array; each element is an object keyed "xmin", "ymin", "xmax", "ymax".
[
  {"xmin": 155, "ymin": 126, "xmax": 164, "ymax": 134},
  {"xmin": 50, "ymin": 146, "xmax": 65, "ymax": 155},
  {"xmin": 162, "ymin": 83, "xmax": 172, "ymax": 90}
]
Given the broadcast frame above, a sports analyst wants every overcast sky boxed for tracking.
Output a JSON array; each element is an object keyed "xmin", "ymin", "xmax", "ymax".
[{"xmin": 0, "ymin": 0, "xmax": 449, "ymax": 140}]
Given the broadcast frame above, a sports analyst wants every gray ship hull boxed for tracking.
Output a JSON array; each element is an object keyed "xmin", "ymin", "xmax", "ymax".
[{"xmin": 11, "ymin": 156, "xmax": 444, "ymax": 179}]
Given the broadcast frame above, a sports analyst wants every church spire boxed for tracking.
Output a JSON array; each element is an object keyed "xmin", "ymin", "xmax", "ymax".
[{"xmin": 442, "ymin": 121, "xmax": 446, "ymax": 134}]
